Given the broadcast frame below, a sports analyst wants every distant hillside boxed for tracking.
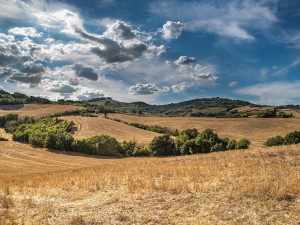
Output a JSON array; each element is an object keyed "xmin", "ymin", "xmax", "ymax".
[
  {"xmin": 1, "ymin": 89, "xmax": 286, "ymax": 117},
  {"xmin": 89, "ymin": 97, "xmax": 255, "ymax": 117},
  {"xmin": 0, "ymin": 90, "xmax": 51, "ymax": 104}
]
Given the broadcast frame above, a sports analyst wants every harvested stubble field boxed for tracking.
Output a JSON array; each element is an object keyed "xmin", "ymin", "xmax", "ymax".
[
  {"xmin": 60, "ymin": 116, "xmax": 160, "ymax": 146},
  {"xmin": 0, "ymin": 106, "xmax": 300, "ymax": 224},
  {"xmin": 0, "ymin": 104, "xmax": 82, "ymax": 118},
  {"xmin": 110, "ymin": 113, "xmax": 300, "ymax": 147},
  {"xmin": 0, "ymin": 131, "xmax": 299, "ymax": 224}
]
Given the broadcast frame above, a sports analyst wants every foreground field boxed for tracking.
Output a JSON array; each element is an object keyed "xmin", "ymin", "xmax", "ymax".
[
  {"xmin": 60, "ymin": 116, "xmax": 160, "ymax": 146},
  {"xmin": 0, "ymin": 131, "xmax": 299, "ymax": 224},
  {"xmin": 110, "ymin": 113, "xmax": 300, "ymax": 147},
  {"xmin": 0, "ymin": 104, "xmax": 82, "ymax": 118}
]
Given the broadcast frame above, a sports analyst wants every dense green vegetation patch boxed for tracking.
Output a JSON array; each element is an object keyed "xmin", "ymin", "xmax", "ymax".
[{"xmin": 264, "ymin": 131, "xmax": 300, "ymax": 147}]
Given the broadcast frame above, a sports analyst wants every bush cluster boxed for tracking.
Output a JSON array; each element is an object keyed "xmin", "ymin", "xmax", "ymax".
[
  {"xmin": 0, "ymin": 137, "xmax": 8, "ymax": 141},
  {"xmin": 72, "ymin": 135, "xmax": 123, "ymax": 156},
  {"xmin": 264, "ymin": 130, "xmax": 300, "ymax": 147},
  {"xmin": 147, "ymin": 128, "xmax": 251, "ymax": 156},
  {"xmin": 257, "ymin": 109, "xmax": 293, "ymax": 118},
  {"xmin": 11, "ymin": 118, "xmax": 75, "ymax": 150},
  {"xmin": 0, "ymin": 114, "xmax": 19, "ymax": 127}
]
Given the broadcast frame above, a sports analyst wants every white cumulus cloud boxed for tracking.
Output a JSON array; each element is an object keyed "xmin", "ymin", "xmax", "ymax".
[{"xmin": 162, "ymin": 21, "xmax": 184, "ymax": 39}]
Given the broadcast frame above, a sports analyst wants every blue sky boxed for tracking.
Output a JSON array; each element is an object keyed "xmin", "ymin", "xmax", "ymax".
[{"xmin": 0, "ymin": 0, "xmax": 300, "ymax": 105}]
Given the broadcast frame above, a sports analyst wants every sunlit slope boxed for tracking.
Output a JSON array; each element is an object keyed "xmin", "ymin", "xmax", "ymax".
[
  {"xmin": 0, "ymin": 104, "xmax": 82, "ymax": 118},
  {"xmin": 110, "ymin": 113, "xmax": 300, "ymax": 147},
  {"xmin": 60, "ymin": 116, "xmax": 160, "ymax": 146}
]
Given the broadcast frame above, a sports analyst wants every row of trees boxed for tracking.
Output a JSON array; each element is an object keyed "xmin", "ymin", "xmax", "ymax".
[
  {"xmin": 4, "ymin": 116, "xmax": 251, "ymax": 157},
  {"xmin": 0, "ymin": 90, "xmax": 51, "ymax": 105}
]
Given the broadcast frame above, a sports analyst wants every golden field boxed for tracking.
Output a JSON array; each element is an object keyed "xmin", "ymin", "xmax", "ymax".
[
  {"xmin": 0, "ymin": 105, "xmax": 300, "ymax": 224},
  {"xmin": 0, "ymin": 134, "xmax": 299, "ymax": 224},
  {"xmin": 0, "ymin": 104, "xmax": 82, "ymax": 118},
  {"xmin": 110, "ymin": 112, "xmax": 300, "ymax": 147},
  {"xmin": 60, "ymin": 116, "xmax": 159, "ymax": 146}
]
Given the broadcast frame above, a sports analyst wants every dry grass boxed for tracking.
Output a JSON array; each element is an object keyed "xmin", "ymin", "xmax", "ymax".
[
  {"xmin": 110, "ymin": 113, "xmax": 300, "ymax": 147},
  {"xmin": 0, "ymin": 106, "xmax": 300, "ymax": 224},
  {"xmin": 60, "ymin": 116, "xmax": 160, "ymax": 146},
  {"xmin": 0, "ymin": 104, "xmax": 82, "ymax": 118},
  {"xmin": 0, "ymin": 134, "xmax": 299, "ymax": 224}
]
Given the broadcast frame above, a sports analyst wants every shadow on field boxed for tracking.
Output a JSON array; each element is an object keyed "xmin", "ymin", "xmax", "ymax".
[
  {"xmin": 0, "ymin": 104, "xmax": 24, "ymax": 110},
  {"xmin": 46, "ymin": 148, "xmax": 125, "ymax": 159}
]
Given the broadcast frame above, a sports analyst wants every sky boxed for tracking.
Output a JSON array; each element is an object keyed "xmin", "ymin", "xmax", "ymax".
[{"xmin": 0, "ymin": 0, "xmax": 300, "ymax": 105}]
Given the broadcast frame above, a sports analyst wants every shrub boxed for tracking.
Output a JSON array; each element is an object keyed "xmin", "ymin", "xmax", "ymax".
[
  {"xmin": 237, "ymin": 138, "xmax": 251, "ymax": 149},
  {"xmin": 150, "ymin": 134, "xmax": 175, "ymax": 156},
  {"xmin": 199, "ymin": 128, "xmax": 219, "ymax": 145},
  {"xmin": 63, "ymin": 120, "xmax": 75, "ymax": 132},
  {"xmin": 0, "ymin": 114, "xmax": 18, "ymax": 127},
  {"xmin": 29, "ymin": 130, "xmax": 46, "ymax": 147},
  {"xmin": 227, "ymin": 139, "xmax": 237, "ymax": 150},
  {"xmin": 284, "ymin": 131, "xmax": 300, "ymax": 145},
  {"xmin": 257, "ymin": 110, "xmax": 276, "ymax": 118},
  {"xmin": 179, "ymin": 128, "xmax": 198, "ymax": 140},
  {"xmin": 54, "ymin": 132, "xmax": 74, "ymax": 151},
  {"xmin": 132, "ymin": 146, "xmax": 152, "ymax": 157},
  {"xmin": 172, "ymin": 129, "xmax": 179, "ymax": 136},
  {"xmin": 178, "ymin": 139, "xmax": 197, "ymax": 155},
  {"xmin": 211, "ymin": 143, "xmax": 225, "ymax": 152},
  {"xmin": 264, "ymin": 135, "xmax": 284, "ymax": 146},
  {"xmin": 277, "ymin": 112, "xmax": 293, "ymax": 118},
  {"xmin": 72, "ymin": 138, "xmax": 91, "ymax": 154},
  {"xmin": 121, "ymin": 140, "xmax": 136, "ymax": 156},
  {"xmin": 86, "ymin": 135, "xmax": 123, "ymax": 156},
  {"xmin": 194, "ymin": 137, "xmax": 211, "ymax": 153}
]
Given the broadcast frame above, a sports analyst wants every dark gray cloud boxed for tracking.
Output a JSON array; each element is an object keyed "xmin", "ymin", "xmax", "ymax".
[
  {"xmin": 50, "ymin": 84, "xmax": 76, "ymax": 94},
  {"xmin": 128, "ymin": 83, "xmax": 160, "ymax": 95},
  {"xmin": 0, "ymin": 41, "xmax": 30, "ymax": 66},
  {"xmin": 8, "ymin": 74, "xmax": 42, "ymax": 84},
  {"xmin": 0, "ymin": 63, "xmax": 44, "ymax": 85},
  {"xmin": 20, "ymin": 63, "xmax": 45, "ymax": 74},
  {"xmin": 0, "ymin": 53, "xmax": 30, "ymax": 67},
  {"xmin": 175, "ymin": 56, "xmax": 196, "ymax": 65},
  {"xmin": 72, "ymin": 63, "xmax": 98, "ymax": 81},
  {"xmin": 75, "ymin": 28, "xmax": 147, "ymax": 63},
  {"xmin": 91, "ymin": 43, "xmax": 147, "ymax": 63},
  {"xmin": 69, "ymin": 78, "xmax": 80, "ymax": 86},
  {"xmin": 0, "ymin": 67, "xmax": 15, "ymax": 79}
]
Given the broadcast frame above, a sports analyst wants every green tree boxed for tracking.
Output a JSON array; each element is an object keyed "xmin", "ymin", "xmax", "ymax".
[{"xmin": 150, "ymin": 134, "xmax": 175, "ymax": 156}]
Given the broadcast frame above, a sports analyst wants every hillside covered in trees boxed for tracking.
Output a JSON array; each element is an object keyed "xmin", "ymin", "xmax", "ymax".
[{"xmin": 1, "ymin": 89, "xmax": 297, "ymax": 117}]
